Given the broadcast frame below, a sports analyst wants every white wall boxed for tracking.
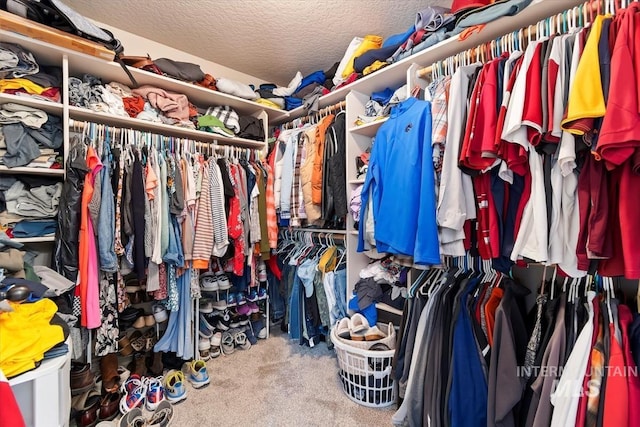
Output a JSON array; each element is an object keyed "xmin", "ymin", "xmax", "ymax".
[{"xmin": 93, "ymin": 20, "xmax": 268, "ymax": 87}]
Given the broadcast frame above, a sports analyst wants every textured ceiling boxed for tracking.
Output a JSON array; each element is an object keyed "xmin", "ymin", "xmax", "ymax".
[{"xmin": 64, "ymin": 0, "xmax": 453, "ymax": 86}]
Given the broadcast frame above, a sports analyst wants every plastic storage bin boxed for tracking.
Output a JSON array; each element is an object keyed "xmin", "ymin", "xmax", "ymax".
[
  {"xmin": 9, "ymin": 338, "xmax": 72, "ymax": 427},
  {"xmin": 331, "ymin": 324, "xmax": 396, "ymax": 408}
]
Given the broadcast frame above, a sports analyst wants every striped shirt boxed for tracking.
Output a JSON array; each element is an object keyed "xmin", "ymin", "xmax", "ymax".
[
  {"xmin": 192, "ymin": 164, "xmax": 213, "ymax": 269},
  {"xmin": 208, "ymin": 159, "xmax": 229, "ymax": 257}
]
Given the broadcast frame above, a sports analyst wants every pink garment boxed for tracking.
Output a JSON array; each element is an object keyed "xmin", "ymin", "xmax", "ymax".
[{"xmin": 132, "ymin": 85, "xmax": 190, "ymax": 121}]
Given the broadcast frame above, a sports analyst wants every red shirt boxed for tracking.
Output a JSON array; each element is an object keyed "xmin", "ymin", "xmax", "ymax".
[{"xmin": 597, "ymin": 4, "xmax": 640, "ymax": 169}]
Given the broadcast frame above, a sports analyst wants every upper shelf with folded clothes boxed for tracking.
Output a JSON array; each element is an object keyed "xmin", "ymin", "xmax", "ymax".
[
  {"xmin": 0, "ymin": 29, "xmax": 290, "ymax": 122},
  {"xmin": 276, "ymin": 0, "xmax": 585, "ymax": 124}
]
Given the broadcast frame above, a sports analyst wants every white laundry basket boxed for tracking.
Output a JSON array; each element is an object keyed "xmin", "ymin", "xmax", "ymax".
[{"xmin": 330, "ymin": 324, "xmax": 396, "ymax": 408}]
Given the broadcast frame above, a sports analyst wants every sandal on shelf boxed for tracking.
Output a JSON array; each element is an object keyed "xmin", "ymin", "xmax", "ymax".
[{"xmin": 129, "ymin": 331, "xmax": 146, "ymax": 353}]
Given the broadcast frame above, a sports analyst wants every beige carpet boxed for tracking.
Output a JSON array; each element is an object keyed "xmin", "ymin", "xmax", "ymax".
[{"xmin": 171, "ymin": 328, "xmax": 395, "ymax": 427}]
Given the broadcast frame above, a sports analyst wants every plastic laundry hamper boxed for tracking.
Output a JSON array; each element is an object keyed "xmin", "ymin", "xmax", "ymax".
[{"xmin": 330, "ymin": 324, "xmax": 396, "ymax": 408}]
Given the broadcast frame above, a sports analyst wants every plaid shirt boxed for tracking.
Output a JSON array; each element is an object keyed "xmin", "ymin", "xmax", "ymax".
[{"xmin": 430, "ymin": 76, "xmax": 451, "ymax": 195}]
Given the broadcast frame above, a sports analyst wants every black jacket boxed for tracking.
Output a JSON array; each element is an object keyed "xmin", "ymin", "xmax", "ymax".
[{"xmin": 54, "ymin": 137, "xmax": 87, "ymax": 281}]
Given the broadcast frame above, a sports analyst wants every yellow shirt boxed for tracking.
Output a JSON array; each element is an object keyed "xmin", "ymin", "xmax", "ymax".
[
  {"xmin": 342, "ymin": 35, "xmax": 383, "ymax": 78},
  {"xmin": 561, "ymin": 15, "xmax": 610, "ymax": 135},
  {"xmin": 0, "ymin": 78, "xmax": 47, "ymax": 95},
  {"xmin": 0, "ymin": 298, "xmax": 64, "ymax": 378}
]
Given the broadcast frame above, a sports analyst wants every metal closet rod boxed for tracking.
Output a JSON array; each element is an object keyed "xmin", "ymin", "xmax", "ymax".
[
  {"xmin": 416, "ymin": 0, "xmax": 610, "ymax": 79},
  {"xmin": 280, "ymin": 100, "xmax": 346, "ymax": 129},
  {"xmin": 67, "ymin": 118, "xmax": 263, "ymax": 157}
]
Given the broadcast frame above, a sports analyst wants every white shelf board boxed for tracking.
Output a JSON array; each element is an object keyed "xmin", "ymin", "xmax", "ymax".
[
  {"xmin": 349, "ymin": 231, "xmax": 359, "ymax": 236},
  {"xmin": 0, "ymin": 29, "xmax": 289, "ymax": 121},
  {"xmin": 0, "ymin": 93, "xmax": 63, "ymax": 115},
  {"xmin": 376, "ymin": 303, "xmax": 403, "ymax": 317},
  {"xmin": 68, "ymin": 106, "xmax": 266, "ymax": 149},
  {"xmin": 0, "ymin": 166, "xmax": 64, "ymax": 176},
  {"xmin": 277, "ymin": 0, "xmax": 584, "ymax": 123},
  {"xmin": 349, "ymin": 117, "xmax": 388, "ymax": 137},
  {"xmin": 12, "ymin": 236, "xmax": 56, "ymax": 243},
  {"xmin": 349, "ymin": 178, "xmax": 365, "ymax": 185}
]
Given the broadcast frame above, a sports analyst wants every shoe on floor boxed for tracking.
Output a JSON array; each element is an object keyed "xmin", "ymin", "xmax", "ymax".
[
  {"xmin": 163, "ymin": 370, "xmax": 187, "ymax": 404},
  {"xmin": 182, "ymin": 360, "xmax": 210, "ymax": 389},
  {"xmin": 198, "ymin": 336, "xmax": 211, "ymax": 360},
  {"xmin": 234, "ymin": 330, "xmax": 251, "ymax": 350},
  {"xmin": 144, "ymin": 377, "xmax": 166, "ymax": 412},
  {"xmin": 147, "ymin": 400, "xmax": 173, "ymax": 427},
  {"xmin": 117, "ymin": 407, "xmax": 144, "ymax": 427},
  {"xmin": 211, "ymin": 331, "xmax": 222, "ymax": 347},
  {"xmin": 221, "ymin": 331, "xmax": 235, "ymax": 355},
  {"xmin": 119, "ymin": 381, "xmax": 146, "ymax": 415},
  {"xmin": 210, "ymin": 346, "xmax": 221, "ymax": 359}
]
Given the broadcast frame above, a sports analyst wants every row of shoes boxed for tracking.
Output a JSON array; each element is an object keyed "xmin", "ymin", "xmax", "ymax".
[
  {"xmin": 198, "ymin": 287, "xmax": 267, "ymax": 311},
  {"xmin": 198, "ymin": 311, "xmax": 267, "ymax": 360},
  {"xmin": 119, "ymin": 304, "xmax": 168, "ymax": 331},
  {"xmin": 119, "ymin": 360, "xmax": 210, "ymax": 415},
  {"xmin": 336, "ymin": 314, "xmax": 387, "ymax": 342}
]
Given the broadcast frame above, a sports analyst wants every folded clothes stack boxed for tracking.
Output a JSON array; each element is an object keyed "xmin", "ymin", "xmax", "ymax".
[
  {"xmin": 0, "ymin": 175, "xmax": 62, "ymax": 240},
  {"xmin": 0, "ymin": 102, "xmax": 63, "ymax": 168},
  {"xmin": 354, "ymin": 85, "xmax": 408, "ymax": 126},
  {"xmin": 68, "ymin": 69, "xmax": 266, "ymax": 141},
  {"xmin": 0, "ymin": 42, "xmax": 63, "ymax": 103}
]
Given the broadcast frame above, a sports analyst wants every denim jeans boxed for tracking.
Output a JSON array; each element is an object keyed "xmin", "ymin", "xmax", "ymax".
[
  {"xmin": 288, "ymin": 272, "xmax": 302, "ymax": 341},
  {"xmin": 230, "ymin": 264, "xmax": 250, "ymax": 293},
  {"xmin": 333, "ymin": 267, "xmax": 348, "ymax": 321},
  {"xmin": 98, "ymin": 156, "xmax": 118, "ymax": 272},
  {"xmin": 267, "ymin": 269, "xmax": 285, "ymax": 321},
  {"xmin": 163, "ymin": 216, "xmax": 184, "ymax": 267}
]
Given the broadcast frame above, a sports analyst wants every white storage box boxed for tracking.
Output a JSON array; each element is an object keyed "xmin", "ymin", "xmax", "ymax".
[{"xmin": 9, "ymin": 338, "xmax": 72, "ymax": 427}]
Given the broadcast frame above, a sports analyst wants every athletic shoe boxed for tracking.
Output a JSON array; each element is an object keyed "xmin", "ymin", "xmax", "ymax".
[
  {"xmin": 234, "ymin": 330, "xmax": 251, "ymax": 350},
  {"xmin": 182, "ymin": 360, "xmax": 210, "ymax": 389},
  {"xmin": 235, "ymin": 292, "xmax": 246, "ymax": 305},
  {"xmin": 147, "ymin": 400, "xmax": 173, "ymax": 427},
  {"xmin": 257, "ymin": 287, "xmax": 267, "ymax": 299},
  {"xmin": 210, "ymin": 346, "xmax": 221, "ymax": 359},
  {"xmin": 236, "ymin": 304, "xmax": 251, "ymax": 316},
  {"xmin": 246, "ymin": 302, "xmax": 259, "ymax": 314},
  {"xmin": 216, "ymin": 272, "xmax": 231, "ymax": 290},
  {"xmin": 226, "ymin": 293, "xmax": 237, "ymax": 306},
  {"xmin": 199, "ymin": 314, "xmax": 215, "ymax": 336},
  {"xmin": 229, "ymin": 312, "xmax": 241, "ymax": 329},
  {"xmin": 198, "ymin": 336, "xmax": 211, "ymax": 360},
  {"xmin": 199, "ymin": 300, "xmax": 213, "ymax": 314},
  {"xmin": 120, "ymin": 374, "xmax": 142, "ymax": 395},
  {"xmin": 199, "ymin": 272, "xmax": 219, "ymax": 291},
  {"xmin": 216, "ymin": 316, "xmax": 230, "ymax": 331},
  {"xmin": 119, "ymin": 382, "xmax": 146, "ymax": 414},
  {"xmin": 238, "ymin": 315, "xmax": 249, "ymax": 326},
  {"xmin": 144, "ymin": 377, "xmax": 165, "ymax": 412},
  {"xmin": 211, "ymin": 298, "xmax": 227, "ymax": 310},
  {"xmin": 220, "ymin": 331, "xmax": 235, "ymax": 355},
  {"xmin": 211, "ymin": 331, "xmax": 222, "ymax": 347},
  {"xmin": 163, "ymin": 370, "xmax": 187, "ymax": 404},
  {"xmin": 246, "ymin": 289, "xmax": 259, "ymax": 302},
  {"xmin": 117, "ymin": 408, "xmax": 145, "ymax": 427}
]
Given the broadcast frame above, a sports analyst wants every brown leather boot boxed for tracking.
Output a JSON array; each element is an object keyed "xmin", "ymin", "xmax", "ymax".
[
  {"xmin": 147, "ymin": 351, "xmax": 164, "ymax": 376},
  {"xmin": 127, "ymin": 352, "xmax": 147, "ymax": 377},
  {"xmin": 100, "ymin": 353, "xmax": 120, "ymax": 393}
]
